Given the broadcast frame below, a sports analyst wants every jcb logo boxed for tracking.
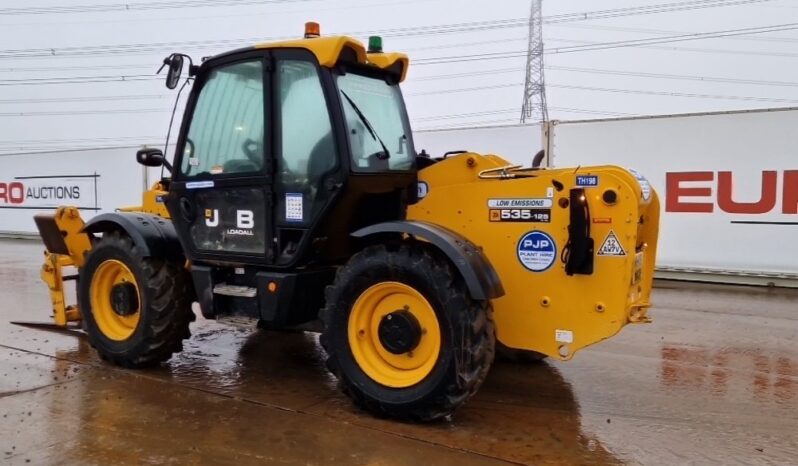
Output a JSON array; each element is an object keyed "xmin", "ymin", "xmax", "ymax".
[{"xmin": 204, "ymin": 209, "xmax": 254, "ymax": 228}]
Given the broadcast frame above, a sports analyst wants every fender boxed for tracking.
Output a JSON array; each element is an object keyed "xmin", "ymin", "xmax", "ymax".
[
  {"xmin": 82, "ymin": 212, "xmax": 182, "ymax": 259},
  {"xmin": 352, "ymin": 220, "xmax": 504, "ymax": 301}
]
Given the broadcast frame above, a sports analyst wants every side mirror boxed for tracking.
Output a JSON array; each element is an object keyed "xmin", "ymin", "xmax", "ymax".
[
  {"xmin": 164, "ymin": 54, "xmax": 184, "ymax": 90},
  {"xmin": 137, "ymin": 148, "xmax": 165, "ymax": 167}
]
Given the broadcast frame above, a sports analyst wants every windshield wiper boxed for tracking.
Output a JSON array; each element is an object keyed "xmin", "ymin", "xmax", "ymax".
[{"xmin": 340, "ymin": 90, "xmax": 390, "ymax": 160}]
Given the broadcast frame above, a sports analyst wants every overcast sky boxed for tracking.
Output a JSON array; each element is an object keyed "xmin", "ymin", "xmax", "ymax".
[{"xmin": 1, "ymin": 0, "xmax": 797, "ymax": 154}]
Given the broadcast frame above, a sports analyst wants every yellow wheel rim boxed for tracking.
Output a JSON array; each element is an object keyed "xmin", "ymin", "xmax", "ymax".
[
  {"xmin": 89, "ymin": 259, "xmax": 141, "ymax": 341},
  {"xmin": 348, "ymin": 281, "xmax": 441, "ymax": 388}
]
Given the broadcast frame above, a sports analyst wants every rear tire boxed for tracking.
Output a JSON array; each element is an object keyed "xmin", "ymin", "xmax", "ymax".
[
  {"xmin": 78, "ymin": 231, "xmax": 194, "ymax": 368},
  {"xmin": 320, "ymin": 243, "xmax": 495, "ymax": 421}
]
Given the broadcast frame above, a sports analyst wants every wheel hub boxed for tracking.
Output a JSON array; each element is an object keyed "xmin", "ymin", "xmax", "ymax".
[
  {"xmin": 347, "ymin": 281, "xmax": 441, "ymax": 388},
  {"xmin": 378, "ymin": 309, "xmax": 422, "ymax": 354},
  {"xmin": 110, "ymin": 282, "xmax": 139, "ymax": 316}
]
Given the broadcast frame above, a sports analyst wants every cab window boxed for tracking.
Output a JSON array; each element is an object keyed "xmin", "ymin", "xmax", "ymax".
[
  {"xmin": 181, "ymin": 60, "xmax": 265, "ymax": 177},
  {"xmin": 337, "ymin": 72, "xmax": 413, "ymax": 172}
]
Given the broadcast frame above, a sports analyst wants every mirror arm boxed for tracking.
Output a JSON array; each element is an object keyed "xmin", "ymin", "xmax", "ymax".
[
  {"xmin": 161, "ymin": 158, "xmax": 173, "ymax": 173},
  {"xmin": 156, "ymin": 57, "xmax": 170, "ymax": 74}
]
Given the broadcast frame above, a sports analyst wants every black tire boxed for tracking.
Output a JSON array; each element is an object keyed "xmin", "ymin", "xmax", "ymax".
[
  {"xmin": 496, "ymin": 341, "xmax": 548, "ymax": 363},
  {"xmin": 78, "ymin": 231, "xmax": 195, "ymax": 368},
  {"xmin": 320, "ymin": 243, "xmax": 495, "ymax": 421}
]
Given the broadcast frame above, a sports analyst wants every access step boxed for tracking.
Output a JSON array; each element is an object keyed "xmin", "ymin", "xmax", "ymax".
[{"xmin": 212, "ymin": 283, "xmax": 257, "ymax": 298}]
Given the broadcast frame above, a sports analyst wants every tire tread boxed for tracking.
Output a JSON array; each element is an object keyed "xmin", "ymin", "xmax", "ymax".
[
  {"xmin": 320, "ymin": 242, "xmax": 495, "ymax": 421},
  {"xmin": 80, "ymin": 231, "xmax": 194, "ymax": 368}
]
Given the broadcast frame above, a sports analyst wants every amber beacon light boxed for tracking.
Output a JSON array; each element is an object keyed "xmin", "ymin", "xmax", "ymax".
[{"xmin": 304, "ymin": 21, "xmax": 320, "ymax": 38}]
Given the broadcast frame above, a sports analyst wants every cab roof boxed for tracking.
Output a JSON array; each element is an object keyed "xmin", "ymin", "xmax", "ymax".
[
  {"xmin": 255, "ymin": 36, "xmax": 409, "ymax": 82},
  {"xmin": 206, "ymin": 35, "xmax": 408, "ymax": 82}
]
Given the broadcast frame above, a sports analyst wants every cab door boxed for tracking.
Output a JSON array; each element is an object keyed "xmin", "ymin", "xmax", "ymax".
[
  {"xmin": 167, "ymin": 54, "xmax": 274, "ymax": 265},
  {"xmin": 270, "ymin": 50, "xmax": 345, "ymax": 266}
]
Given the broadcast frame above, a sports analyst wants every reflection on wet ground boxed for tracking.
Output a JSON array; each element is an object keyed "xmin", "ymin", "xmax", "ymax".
[
  {"xmin": 662, "ymin": 345, "xmax": 795, "ymax": 402},
  {"xmin": 0, "ymin": 238, "xmax": 796, "ymax": 465}
]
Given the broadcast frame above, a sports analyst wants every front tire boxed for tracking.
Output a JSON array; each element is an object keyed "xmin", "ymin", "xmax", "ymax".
[
  {"xmin": 320, "ymin": 243, "xmax": 495, "ymax": 421},
  {"xmin": 78, "ymin": 231, "xmax": 194, "ymax": 368}
]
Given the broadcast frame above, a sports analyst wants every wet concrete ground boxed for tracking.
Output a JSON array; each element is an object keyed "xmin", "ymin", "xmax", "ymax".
[{"xmin": 0, "ymin": 237, "xmax": 795, "ymax": 465}]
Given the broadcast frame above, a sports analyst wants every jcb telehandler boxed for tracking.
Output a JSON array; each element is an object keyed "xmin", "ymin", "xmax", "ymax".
[{"xmin": 33, "ymin": 23, "xmax": 659, "ymax": 420}]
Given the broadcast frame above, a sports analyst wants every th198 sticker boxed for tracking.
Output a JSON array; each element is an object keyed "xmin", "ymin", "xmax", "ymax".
[
  {"xmin": 517, "ymin": 231, "xmax": 557, "ymax": 272},
  {"xmin": 576, "ymin": 175, "xmax": 599, "ymax": 187}
]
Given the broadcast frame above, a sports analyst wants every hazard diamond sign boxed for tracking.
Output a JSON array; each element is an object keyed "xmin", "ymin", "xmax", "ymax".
[{"xmin": 597, "ymin": 230, "xmax": 626, "ymax": 256}]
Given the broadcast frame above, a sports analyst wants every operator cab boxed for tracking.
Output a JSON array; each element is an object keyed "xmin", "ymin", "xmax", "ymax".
[{"xmin": 156, "ymin": 23, "xmax": 417, "ymax": 270}]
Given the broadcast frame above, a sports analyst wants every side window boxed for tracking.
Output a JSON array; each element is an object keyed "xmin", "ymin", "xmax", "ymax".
[
  {"xmin": 181, "ymin": 60, "xmax": 265, "ymax": 177},
  {"xmin": 338, "ymin": 73, "xmax": 413, "ymax": 172},
  {"xmin": 277, "ymin": 60, "xmax": 336, "ymax": 224}
]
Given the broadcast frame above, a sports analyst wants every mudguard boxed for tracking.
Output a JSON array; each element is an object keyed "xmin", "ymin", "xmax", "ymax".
[
  {"xmin": 352, "ymin": 220, "xmax": 505, "ymax": 301},
  {"xmin": 82, "ymin": 212, "xmax": 183, "ymax": 259}
]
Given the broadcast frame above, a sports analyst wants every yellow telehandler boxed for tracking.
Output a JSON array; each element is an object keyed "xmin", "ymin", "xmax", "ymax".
[{"xmin": 32, "ymin": 23, "xmax": 659, "ymax": 420}]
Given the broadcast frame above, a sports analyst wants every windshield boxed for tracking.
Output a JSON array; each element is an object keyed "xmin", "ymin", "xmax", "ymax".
[{"xmin": 337, "ymin": 72, "xmax": 414, "ymax": 172}]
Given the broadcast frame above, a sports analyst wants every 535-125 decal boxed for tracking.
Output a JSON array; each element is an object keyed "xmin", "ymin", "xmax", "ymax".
[{"xmin": 490, "ymin": 208, "xmax": 551, "ymax": 223}]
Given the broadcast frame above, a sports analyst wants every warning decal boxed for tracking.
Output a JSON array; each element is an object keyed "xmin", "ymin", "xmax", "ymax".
[{"xmin": 597, "ymin": 230, "xmax": 626, "ymax": 257}]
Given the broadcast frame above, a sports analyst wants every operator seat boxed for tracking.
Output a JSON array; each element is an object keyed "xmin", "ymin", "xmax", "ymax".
[{"xmin": 307, "ymin": 131, "xmax": 336, "ymax": 186}]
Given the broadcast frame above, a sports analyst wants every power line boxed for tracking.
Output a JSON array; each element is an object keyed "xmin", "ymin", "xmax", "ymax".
[
  {"xmin": 0, "ymin": 0, "xmax": 436, "ymax": 28},
  {"xmin": 414, "ymin": 51, "xmax": 527, "ymax": 66},
  {"xmin": 548, "ymin": 83, "xmax": 798, "ymax": 104},
  {"xmin": 0, "ymin": 19, "xmax": 530, "ymax": 59},
  {"xmin": 411, "ymin": 67, "xmax": 523, "ymax": 81},
  {"xmin": 410, "ymin": 83, "xmax": 522, "ymax": 96},
  {"xmin": 413, "ymin": 23, "xmax": 798, "ymax": 66},
  {"xmin": 0, "ymin": 136, "xmax": 162, "ymax": 145},
  {"xmin": 546, "ymin": 65, "xmax": 798, "ymax": 88},
  {"xmin": 0, "ymin": 108, "xmax": 169, "ymax": 117},
  {"xmin": 410, "ymin": 78, "xmax": 798, "ymax": 105},
  {"xmin": 0, "ymin": 0, "xmax": 310, "ymax": 16},
  {"xmin": 413, "ymin": 104, "xmax": 637, "ymax": 123},
  {"xmin": 0, "ymin": 0, "xmax": 769, "ymax": 18},
  {"xmin": 415, "ymin": 104, "xmax": 639, "ymax": 130},
  {"xmin": 414, "ymin": 108, "xmax": 519, "ymax": 122},
  {"xmin": 0, "ymin": 74, "xmax": 159, "ymax": 86},
  {"xmin": 0, "ymin": 63, "xmax": 155, "ymax": 73},
  {"xmin": 546, "ymin": 22, "xmax": 798, "ymax": 54},
  {"xmin": 0, "ymin": 1, "xmax": 776, "ymax": 59},
  {"xmin": 415, "ymin": 118, "xmax": 523, "ymax": 131},
  {"xmin": 0, "ymin": 94, "xmax": 171, "ymax": 104},
  {"xmin": 546, "ymin": 36, "xmax": 798, "ymax": 58},
  {"xmin": 1, "ymin": 48, "xmax": 792, "ymax": 88},
  {"xmin": 549, "ymin": 22, "xmax": 798, "ymax": 44},
  {"xmin": 404, "ymin": 37, "xmax": 527, "ymax": 53},
  {"xmin": 550, "ymin": 106, "xmax": 639, "ymax": 117},
  {"xmin": 0, "ymin": 144, "xmax": 160, "ymax": 154},
  {"xmin": 542, "ymin": 0, "xmax": 775, "ymax": 25}
]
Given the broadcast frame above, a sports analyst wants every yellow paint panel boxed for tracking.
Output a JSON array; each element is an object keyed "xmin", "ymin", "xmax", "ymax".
[
  {"xmin": 255, "ymin": 36, "xmax": 367, "ymax": 67},
  {"xmin": 408, "ymin": 154, "xmax": 660, "ymax": 361},
  {"xmin": 366, "ymin": 52, "xmax": 409, "ymax": 82},
  {"xmin": 117, "ymin": 182, "xmax": 169, "ymax": 218}
]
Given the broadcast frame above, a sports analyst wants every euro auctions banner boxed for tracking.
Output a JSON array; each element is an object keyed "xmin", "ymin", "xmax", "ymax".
[
  {"xmin": 0, "ymin": 147, "xmax": 146, "ymax": 235},
  {"xmin": 0, "ymin": 174, "xmax": 99, "ymax": 210},
  {"xmin": 549, "ymin": 108, "xmax": 798, "ymax": 277}
]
